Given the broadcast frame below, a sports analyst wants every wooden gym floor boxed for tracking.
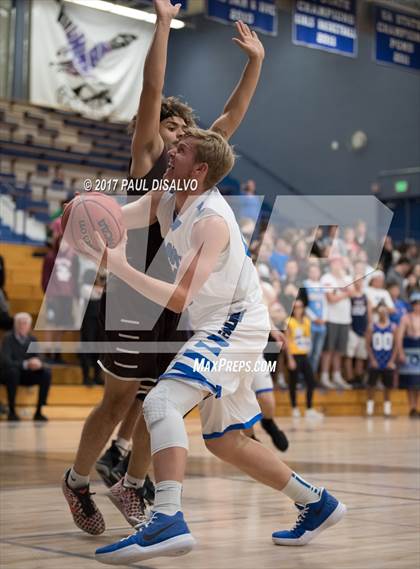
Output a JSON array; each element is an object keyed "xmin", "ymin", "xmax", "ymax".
[{"xmin": 0, "ymin": 416, "xmax": 419, "ymax": 569}]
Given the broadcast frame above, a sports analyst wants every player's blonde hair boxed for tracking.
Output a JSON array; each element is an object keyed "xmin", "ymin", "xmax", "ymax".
[{"xmin": 184, "ymin": 128, "xmax": 236, "ymax": 189}]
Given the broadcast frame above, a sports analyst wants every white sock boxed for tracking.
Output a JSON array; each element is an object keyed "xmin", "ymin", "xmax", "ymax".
[
  {"xmin": 321, "ymin": 372, "xmax": 330, "ymax": 382},
  {"xmin": 68, "ymin": 467, "xmax": 89, "ymax": 489},
  {"xmin": 332, "ymin": 371, "xmax": 343, "ymax": 381},
  {"xmin": 384, "ymin": 401, "xmax": 392, "ymax": 416},
  {"xmin": 282, "ymin": 473, "xmax": 322, "ymax": 505},
  {"xmin": 152, "ymin": 481, "xmax": 182, "ymax": 515},
  {"xmin": 366, "ymin": 400, "xmax": 374, "ymax": 415},
  {"xmin": 115, "ymin": 437, "xmax": 130, "ymax": 457},
  {"xmin": 123, "ymin": 473, "xmax": 144, "ymax": 489}
]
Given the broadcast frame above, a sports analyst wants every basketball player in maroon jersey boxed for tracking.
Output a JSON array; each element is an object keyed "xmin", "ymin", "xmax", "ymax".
[{"xmin": 62, "ymin": 0, "xmax": 265, "ymax": 535}]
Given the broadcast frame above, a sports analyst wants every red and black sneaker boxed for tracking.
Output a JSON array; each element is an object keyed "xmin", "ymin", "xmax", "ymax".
[
  {"xmin": 107, "ymin": 479, "xmax": 148, "ymax": 527},
  {"xmin": 109, "ymin": 455, "xmax": 155, "ymax": 507},
  {"xmin": 62, "ymin": 469, "xmax": 105, "ymax": 535}
]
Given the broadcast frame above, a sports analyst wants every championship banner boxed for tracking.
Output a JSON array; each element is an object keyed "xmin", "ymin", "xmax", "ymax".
[
  {"xmin": 206, "ymin": 0, "xmax": 278, "ymax": 36},
  {"xmin": 30, "ymin": 0, "xmax": 154, "ymax": 120},
  {"xmin": 292, "ymin": 0, "xmax": 357, "ymax": 57},
  {"xmin": 375, "ymin": 5, "xmax": 420, "ymax": 72}
]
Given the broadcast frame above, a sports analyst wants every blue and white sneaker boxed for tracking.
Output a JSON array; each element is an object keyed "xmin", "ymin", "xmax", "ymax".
[
  {"xmin": 272, "ymin": 489, "xmax": 346, "ymax": 546},
  {"xmin": 95, "ymin": 511, "xmax": 196, "ymax": 565}
]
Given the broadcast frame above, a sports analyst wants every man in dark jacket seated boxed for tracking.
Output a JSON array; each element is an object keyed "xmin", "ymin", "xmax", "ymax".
[{"xmin": 1, "ymin": 312, "xmax": 51, "ymax": 421}]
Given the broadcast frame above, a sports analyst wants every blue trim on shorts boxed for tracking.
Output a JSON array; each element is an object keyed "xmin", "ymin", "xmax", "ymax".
[
  {"xmin": 202, "ymin": 412, "xmax": 263, "ymax": 440},
  {"xmin": 159, "ymin": 369, "xmax": 222, "ymax": 398},
  {"xmin": 255, "ymin": 388, "xmax": 274, "ymax": 395},
  {"xmin": 183, "ymin": 350, "xmax": 214, "ymax": 369}
]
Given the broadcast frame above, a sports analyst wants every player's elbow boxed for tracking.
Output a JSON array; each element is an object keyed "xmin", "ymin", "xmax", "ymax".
[
  {"xmin": 226, "ymin": 106, "xmax": 246, "ymax": 126},
  {"xmin": 167, "ymin": 289, "xmax": 188, "ymax": 314},
  {"xmin": 167, "ymin": 301, "xmax": 183, "ymax": 314}
]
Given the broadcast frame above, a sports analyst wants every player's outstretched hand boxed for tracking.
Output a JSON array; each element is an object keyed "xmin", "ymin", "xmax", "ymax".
[
  {"xmin": 233, "ymin": 21, "xmax": 265, "ymax": 61},
  {"xmin": 154, "ymin": 0, "xmax": 181, "ymax": 23}
]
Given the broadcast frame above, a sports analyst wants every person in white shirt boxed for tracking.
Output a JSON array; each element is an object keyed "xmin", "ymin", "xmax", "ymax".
[
  {"xmin": 319, "ymin": 257, "xmax": 353, "ymax": 390},
  {"xmin": 366, "ymin": 271, "xmax": 395, "ymax": 314},
  {"xmin": 92, "ymin": 127, "xmax": 346, "ymax": 564},
  {"xmin": 304, "ymin": 263, "xmax": 327, "ymax": 373}
]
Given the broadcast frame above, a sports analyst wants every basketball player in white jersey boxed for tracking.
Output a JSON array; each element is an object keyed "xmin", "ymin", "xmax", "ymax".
[
  {"xmin": 62, "ymin": 0, "xmax": 268, "ymax": 536},
  {"xmin": 85, "ymin": 129, "xmax": 346, "ymax": 565}
]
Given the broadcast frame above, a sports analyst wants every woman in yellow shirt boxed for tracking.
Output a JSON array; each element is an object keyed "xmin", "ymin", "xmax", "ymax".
[{"xmin": 286, "ymin": 299, "xmax": 322, "ymax": 419}]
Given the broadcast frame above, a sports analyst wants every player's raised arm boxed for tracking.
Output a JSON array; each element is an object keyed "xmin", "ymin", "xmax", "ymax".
[
  {"xmin": 130, "ymin": 0, "xmax": 181, "ymax": 178},
  {"xmin": 210, "ymin": 21, "xmax": 265, "ymax": 141}
]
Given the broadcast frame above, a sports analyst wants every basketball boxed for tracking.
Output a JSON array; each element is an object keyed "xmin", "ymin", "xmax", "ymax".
[{"xmin": 61, "ymin": 193, "xmax": 123, "ymax": 252}]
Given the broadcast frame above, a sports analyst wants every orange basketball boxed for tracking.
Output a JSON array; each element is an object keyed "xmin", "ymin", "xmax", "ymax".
[{"xmin": 61, "ymin": 193, "xmax": 123, "ymax": 252}]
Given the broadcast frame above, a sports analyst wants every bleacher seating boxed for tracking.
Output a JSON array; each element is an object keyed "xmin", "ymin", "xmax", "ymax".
[
  {"xmin": 0, "ymin": 98, "xmax": 133, "ymax": 244},
  {"xmin": 0, "ymin": 98, "xmax": 250, "ymax": 246},
  {"xmin": 1, "ymin": 243, "xmax": 45, "ymax": 315}
]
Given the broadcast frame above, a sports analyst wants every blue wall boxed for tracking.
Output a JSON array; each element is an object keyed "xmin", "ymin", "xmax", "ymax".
[{"xmin": 165, "ymin": 5, "xmax": 420, "ymax": 200}]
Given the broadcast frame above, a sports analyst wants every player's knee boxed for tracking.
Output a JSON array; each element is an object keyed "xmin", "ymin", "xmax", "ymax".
[
  {"xmin": 102, "ymin": 405, "xmax": 126, "ymax": 425},
  {"xmin": 142, "ymin": 383, "xmax": 184, "ymax": 433},
  {"xmin": 143, "ymin": 381, "xmax": 199, "ymax": 430},
  {"xmin": 143, "ymin": 384, "xmax": 189, "ymax": 454},
  {"xmin": 143, "ymin": 384, "xmax": 170, "ymax": 430},
  {"xmin": 258, "ymin": 391, "xmax": 275, "ymax": 414},
  {"xmin": 99, "ymin": 393, "xmax": 130, "ymax": 423}
]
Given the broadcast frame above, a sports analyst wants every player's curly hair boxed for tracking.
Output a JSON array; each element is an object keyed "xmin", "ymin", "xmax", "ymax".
[{"xmin": 127, "ymin": 96, "xmax": 196, "ymax": 134}]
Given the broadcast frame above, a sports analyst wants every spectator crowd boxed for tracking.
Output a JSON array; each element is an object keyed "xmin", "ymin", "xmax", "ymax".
[{"xmin": 239, "ymin": 180, "xmax": 420, "ymax": 419}]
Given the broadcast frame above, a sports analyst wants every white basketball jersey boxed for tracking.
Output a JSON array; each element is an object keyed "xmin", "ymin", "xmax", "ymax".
[{"xmin": 157, "ymin": 188, "xmax": 263, "ymax": 329}]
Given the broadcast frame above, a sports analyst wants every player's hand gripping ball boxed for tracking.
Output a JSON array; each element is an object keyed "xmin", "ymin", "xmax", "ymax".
[{"xmin": 61, "ymin": 193, "xmax": 124, "ymax": 254}]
